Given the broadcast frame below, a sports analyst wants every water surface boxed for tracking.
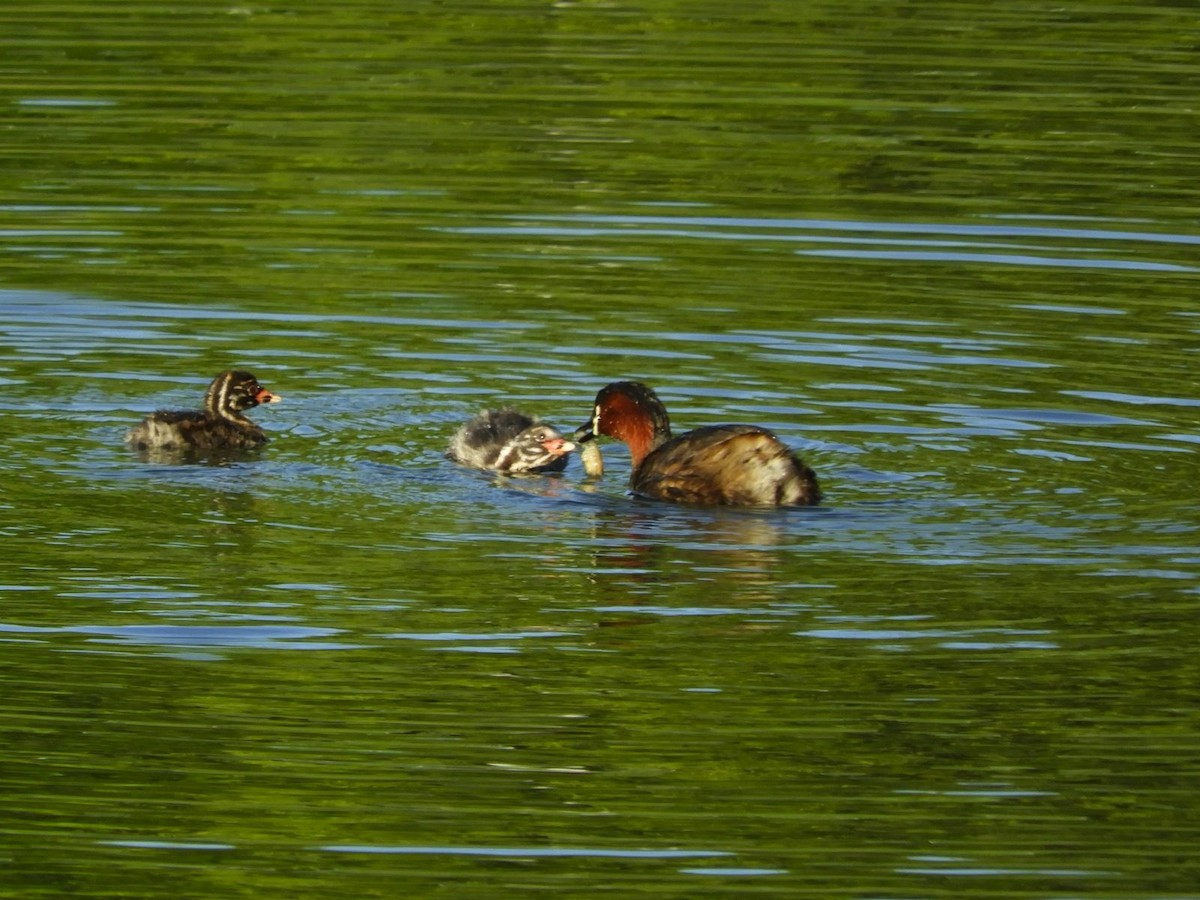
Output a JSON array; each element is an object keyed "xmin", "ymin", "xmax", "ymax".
[{"xmin": 1, "ymin": 2, "xmax": 1198, "ymax": 897}]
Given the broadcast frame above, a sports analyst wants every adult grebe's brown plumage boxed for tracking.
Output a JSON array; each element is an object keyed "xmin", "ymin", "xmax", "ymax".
[
  {"xmin": 574, "ymin": 381, "xmax": 820, "ymax": 506},
  {"xmin": 125, "ymin": 370, "xmax": 281, "ymax": 452},
  {"xmin": 447, "ymin": 408, "xmax": 575, "ymax": 473}
]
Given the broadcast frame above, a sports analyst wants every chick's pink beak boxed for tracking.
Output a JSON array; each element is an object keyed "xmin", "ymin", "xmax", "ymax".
[
  {"xmin": 256, "ymin": 387, "xmax": 281, "ymax": 404},
  {"xmin": 543, "ymin": 437, "xmax": 575, "ymax": 456}
]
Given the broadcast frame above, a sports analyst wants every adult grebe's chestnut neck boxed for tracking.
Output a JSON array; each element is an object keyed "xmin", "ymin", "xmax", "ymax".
[{"xmin": 589, "ymin": 381, "xmax": 672, "ymax": 468}]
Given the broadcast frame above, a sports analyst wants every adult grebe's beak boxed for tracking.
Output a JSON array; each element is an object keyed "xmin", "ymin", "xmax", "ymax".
[{"xmin": 573, "ymin": 420, "xmax": 595, "ymax": 443}]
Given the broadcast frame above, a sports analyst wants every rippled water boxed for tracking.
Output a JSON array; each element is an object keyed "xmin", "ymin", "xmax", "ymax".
[{"xmin": 2, "ymin": 2, "xmax": 1199, "ymax": 897}]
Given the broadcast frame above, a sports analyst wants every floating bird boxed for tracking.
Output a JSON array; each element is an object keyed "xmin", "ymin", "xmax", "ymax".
[
  {"xmin": 574, "ymin": 380, "xmax": 820, "ymax": 506},
  {"xmin": 447, "ymin": 408, "xmax": 575, "ymax": 473},
  {"xmin": 126, "ymin": 369, "xmax": 281, "ymax": 452}
]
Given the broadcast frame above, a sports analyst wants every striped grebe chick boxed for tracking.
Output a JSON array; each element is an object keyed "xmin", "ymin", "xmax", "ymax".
[
  {"xmin": 126, "ymin": 369, "xmax": 281, "ymax": 452},
  {"xmin": 448, "ymin": 408, "xmax": 575, "ymax": 473}
]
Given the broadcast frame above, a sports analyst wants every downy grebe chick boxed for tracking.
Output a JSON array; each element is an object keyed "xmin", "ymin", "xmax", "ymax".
[
  {"xmin": 125, "ymin": 369, "xmax": 282, "ymax": 452},
  {"xmin": 448, "ymin": 408, "xmax": 575, "ymax": 473},
  {"xmin": 574, "ymin": 381, "xmax": 820, "ymax": 506}
]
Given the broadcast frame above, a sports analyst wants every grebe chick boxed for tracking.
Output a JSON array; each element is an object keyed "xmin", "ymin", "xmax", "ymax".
[
  {"xmin": 574, "ymin": 381, "xmax": 820, "ymax": 506},
  {"xmin": 448, "ymin": 408, "xmax": 575, "ymax": 473},
  {"xmin": 126, "ymin": 369, "xmax": 282, "ymax": 452}
]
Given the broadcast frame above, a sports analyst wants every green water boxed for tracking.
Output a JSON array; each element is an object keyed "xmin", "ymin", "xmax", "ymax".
[{"xmin": 2, "ymin": 1, "xmax": 1199, "ymax": 897}]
